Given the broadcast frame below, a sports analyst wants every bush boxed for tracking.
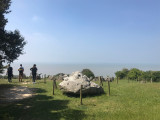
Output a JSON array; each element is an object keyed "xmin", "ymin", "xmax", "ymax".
[
  {"xmin": 115, "ymin": 71, "xmax": 125, "ymax": 79},
  {"xmin": 152, "ymin": 71, "xmax": 160, "ymax": 82},
  {"xmin": 127, "ymin": 68, "xmax": 141, "ymax": 80},
  {"xmin": 115, "ymin": 68, "xmax": 160, "ymax": 82},
  {"xmin": 115, "ymin": 68, "xmax": 129, "ymax": 79},
  {"xmin": 82, "ymin": 69, "xmax": 95, "ymax": 79}
]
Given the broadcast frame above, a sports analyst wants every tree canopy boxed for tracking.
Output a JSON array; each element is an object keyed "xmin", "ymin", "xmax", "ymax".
[
  {"xmin": 0, "ymin": 0, "xmax": 26, "ymax": 73},
  {"xmin": 127, "ymin": 68, "xmax": 141, "ymax": 80},
  {"xmin": 115, "ymin": 68, "xmax": 160, "ymax": 82},
  {"xmin": 81, "ymin": 69, "xmax": 95, "ymax": 79}
]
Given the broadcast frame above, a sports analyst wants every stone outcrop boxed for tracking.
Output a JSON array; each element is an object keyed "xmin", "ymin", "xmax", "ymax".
[
  {"xmin": 51, "ymin": 73, "xmax": 68, "ymax": 81},
  {"xmin": 59, "ymin": 71, "xmax": 104, "ymax": 95}
]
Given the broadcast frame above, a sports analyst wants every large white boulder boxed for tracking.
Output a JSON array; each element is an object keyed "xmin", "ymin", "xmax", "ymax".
[{"xmin": 59, "ymin": 71, "xmax": 104, "ymax": 95}]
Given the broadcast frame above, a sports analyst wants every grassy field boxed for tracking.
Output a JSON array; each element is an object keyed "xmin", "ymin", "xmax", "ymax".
[{"xmin": 0, "ymin": 79, "xmax": 160, "ymax": 120}]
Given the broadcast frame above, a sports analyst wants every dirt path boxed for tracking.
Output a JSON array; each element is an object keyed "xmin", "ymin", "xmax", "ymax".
[{"xmin": 0, "ymin": 85, "xmax": 34, "ymax": 103}]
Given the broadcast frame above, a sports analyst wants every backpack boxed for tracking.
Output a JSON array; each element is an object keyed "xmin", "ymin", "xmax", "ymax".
[{"xmin": 18, "ymin": 67, "xmax": 24, "ymax": 73}]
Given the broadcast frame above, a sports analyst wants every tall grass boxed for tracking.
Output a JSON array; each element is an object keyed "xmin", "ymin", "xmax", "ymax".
[{"xmin": 0, "ymin": 79, "xmax": 160, "ymax": 120}]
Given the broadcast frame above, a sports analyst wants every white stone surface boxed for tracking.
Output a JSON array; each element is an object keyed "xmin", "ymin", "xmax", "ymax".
[{"xmin": 59, "ymin": 71, "xmax": 104, "ymax": 95}]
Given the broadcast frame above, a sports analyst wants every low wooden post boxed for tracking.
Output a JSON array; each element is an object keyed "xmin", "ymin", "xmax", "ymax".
[
  {"xmin": 99, "ymin": 76, "xmax": 103, "ymax": 86},
  {"xmin": 138, "ymin": 77, "xmax": 141, "ymax": 83},
  {"xmin": 44, "ymin": 74, "xmax": 46, "ymax": 84},
  {"xmin": 117, "ymin": 77, "xmax": 119, "ymax": 84},
  {"xmin": 30, "ymin": 73, "xmax": 32, "ymax": 82},
  {"xmin": 101, "ymin": 76, "xmax": 103, "ymax": 86},
  {"xmin": 80, "ymin": 85, "xmax": 83, "ymax": 105},
  {"xmin": 108, "ymin": 80, "xmax": 110, "ymax": 96},
  {"xmin": 145, "ymin": 79, "xmax": 147, "ymax": 83},
  {"xmin": 99, "ymin": 76, "xmax": 101, "ymax": 86},
  {"xmin": 53, "ymin": 79, "xmax": 54, "ymax": 95},
  {"xmin": 151, "ymin": 77, "xmax": 152, "ymax": 83},
  {"xmin": 54, "ymin": 80, "xmax": 57, "ymax": 89}
]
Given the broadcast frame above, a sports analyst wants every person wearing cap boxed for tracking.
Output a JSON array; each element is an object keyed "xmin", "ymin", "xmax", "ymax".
[
  {"xmin": 6, "ymin": 64, "xmax": 13, "ymax": 83},
  {"xmin": 30, "ymin": 64, "xmax": 38, "ymax": 84},
  {"xmin": 18, "ymin": 64, "xmax": 24, "ymax": 82}
]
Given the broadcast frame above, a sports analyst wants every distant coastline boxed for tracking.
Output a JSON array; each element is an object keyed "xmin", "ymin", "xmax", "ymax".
[{"xmin": 2, "ymin": 63, "xmax": 159, "ymax": 77}]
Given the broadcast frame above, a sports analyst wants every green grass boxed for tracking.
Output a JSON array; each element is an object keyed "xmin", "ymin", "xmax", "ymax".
[{"xmin": 0, "ymin": 79, "xmax": 160, "ymax": 120}]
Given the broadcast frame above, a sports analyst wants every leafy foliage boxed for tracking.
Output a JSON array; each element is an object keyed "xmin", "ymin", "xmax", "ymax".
[
  {"xmin": 81, "ymin": 69, "xmax": 95, "ymax": 78},
  {"xmin": 115, "ymin": 71, "xmax": 124, "ymax": 79},
  {"xmin": 140, "ymin": 71, "xmax": 152, "ymax": 81},
  {"xmin": 115, "ymin": 68, "xmax": 129, "ymax": 79},
  {"xmin": 0, "ymin": 0, "xmax": 11, "ymax": 29},
  {"xmin": 115, "ymin": 68, "xmax": 160, "ymax": 82},
  {"xmin": 152, "ymin": 71, "xmax": 160, "ymax": 82},
  {"xmin": 127, "ymin": 68, "xmax": 141, "ymax": 80},
  {"xmin": 1, "ymin": 30, "xmax": 26, "ymax": 62},
  {"xmin": 0, "ymin": 0, "xmax": 26, "ymax": 73}
]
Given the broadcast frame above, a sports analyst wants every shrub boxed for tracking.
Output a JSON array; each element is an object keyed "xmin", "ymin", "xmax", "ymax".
[
  {"xmin": 152, "ymin": 71, "xmax": 160, "ymax": 82},
  {"xmin": 82, "ymin": 69, "xmax": 95, "ymax": 79}
]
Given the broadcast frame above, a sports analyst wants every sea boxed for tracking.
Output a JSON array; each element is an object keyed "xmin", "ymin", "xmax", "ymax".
[{"xmin": 3, "ymin": 63, "xmax": 160, "ymax": 77}]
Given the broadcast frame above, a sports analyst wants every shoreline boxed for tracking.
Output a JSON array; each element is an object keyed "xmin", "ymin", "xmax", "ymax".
[{"xmin": 2, "ymin": 63, "xmax": 160, "ymax": 77}]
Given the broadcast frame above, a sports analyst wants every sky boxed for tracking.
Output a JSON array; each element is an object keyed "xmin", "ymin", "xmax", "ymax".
[{"xmin": 5, "ymin": 0, "xmax": 160, "ymax": 64}]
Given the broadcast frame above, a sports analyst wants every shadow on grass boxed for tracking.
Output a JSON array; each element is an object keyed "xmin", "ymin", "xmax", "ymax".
[
  {"xmin": 0, "ymin": 86, "xmax": 86, "ymax": 120},
  {"xmin": 0, "ymin": 83, "xmax": 16, "ymax": 89},
  {"xmin": 64, "ymin": 92, "xmax": 105, "ymax": 98}
]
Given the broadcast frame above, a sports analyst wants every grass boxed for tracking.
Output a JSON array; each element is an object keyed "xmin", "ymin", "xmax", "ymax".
[{"xmin": 0, "ymin": 79, "xmax": 160, "ymax": 120}]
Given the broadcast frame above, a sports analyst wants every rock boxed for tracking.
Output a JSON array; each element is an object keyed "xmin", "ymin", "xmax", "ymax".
[
  {"xmin": 105, "ymin": 76, "xmax": 114, "ymax": 82},
  {"xmin": 51, "ymin": 73, "xmax": 67, "ymax": 81},
  {"xmin": 48, "ymin": 75, "xmax": 53, "ymax": 80},
  {"xmin": 59, "ymin": 71, "xmax": 104, "ymax": 95},
  {"xmin": 92, "ymin": 77, "xmax": 99, "ymax": 81}
]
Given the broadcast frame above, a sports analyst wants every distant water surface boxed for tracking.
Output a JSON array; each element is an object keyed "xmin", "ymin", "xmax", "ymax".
[{"xmin": 5, "ymin": 63, "xmax": 160, "ymax": 77}]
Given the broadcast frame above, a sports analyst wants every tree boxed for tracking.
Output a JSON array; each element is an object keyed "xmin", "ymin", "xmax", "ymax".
[
  {"xmin": 128, "ymin": 68, "xmax": 141, "ymax": 80},
  {"xmin": 140, "ymin": 71, "xmax": 152, "ymax": 82},
  {"xmin": 115, "ymin": 71, "xmax": 125, "ymax": 79},
  {"xmin": 0, "ymin": 0, "xmax": 26, "ymax": 73},
  {"xmin": 115, "ymin": 68, "xmax": 129, "ymax": 79},
  {"xmin": 82, "ymin": 69, "xmax": 95, "ymax": 79},
  {"xmin": 152, "ymin": 71, "xmax": 160, "ymax": 82},
  {"xmin": 121, "ymin": 68, "xmax": 129, "ymax": 78},
  {"xmin": 0, "ymin": 0, "xmax": 11, "ymax": 29}
]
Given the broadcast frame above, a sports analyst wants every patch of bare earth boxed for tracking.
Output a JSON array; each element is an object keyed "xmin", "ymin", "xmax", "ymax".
[{"xmin": 0, "ymin": 86, "xmax": 35, "ymax": 103}]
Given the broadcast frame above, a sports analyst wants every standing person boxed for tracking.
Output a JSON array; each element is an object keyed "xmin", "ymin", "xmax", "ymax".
[
  {"xmin": 30, "ymin": 64, "xmax": 37, "ymax": 84},
  {"xmin": 18, "ymin": 64, "xmax": 24, "ymax": 82},
  {"xmin": 6, "ymin": 64, "xmax": 13, "ymax": 83}
]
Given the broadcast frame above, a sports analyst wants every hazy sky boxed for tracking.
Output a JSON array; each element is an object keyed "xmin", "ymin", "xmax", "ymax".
[{"xmin": 5, "ymin": 0, "xmax": 160, "ymax": 64}]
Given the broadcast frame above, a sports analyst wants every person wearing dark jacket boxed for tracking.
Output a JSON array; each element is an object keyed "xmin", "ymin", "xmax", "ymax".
[
  {"xmin": 30, "ymin": 64, "xmax": 38, "ymax": 84},
  {"xmin": 7, "ymin": 64, "xmax": 13, "ymax": 83},
  {"xmin": 18, "ymin": 64, "xmax": 24, "ymax": 82}
]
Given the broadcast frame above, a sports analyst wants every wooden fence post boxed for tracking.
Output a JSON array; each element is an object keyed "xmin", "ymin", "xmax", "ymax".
[
  {"xmin": 99, "ymin": 76, "xmax": 101, "ymax": 86},
  {"xmin": 80, "ymin": 85, "xmax": 83, "ymax": 105},
  {"xmin": 54, "ymin": 80, "xmax": 57, "ymax": 89},
  {"xmin": 117, "ymin": 77, "xmax": 119, "ymax": 84},
  {"xmin": 53, "ymin": 79, "xmax": 54, "ymax": 95},
  {"xmin": 44, "ymin": 74, "xmax": 46, "ymax": 84},
  {"xmin": 108, "ymin": 80, "xmax": 110, "ymax": 96},
  {"xmin": 99, "ymin": 76, "xmax": 103, "ymax": 86},
  {"xmin": 151, "ymin": 77, "xmax": 152, "ymax": 83},
  {"xmin": 101, "ymin": 76, "xmax": 103, "ymax": 86}
]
